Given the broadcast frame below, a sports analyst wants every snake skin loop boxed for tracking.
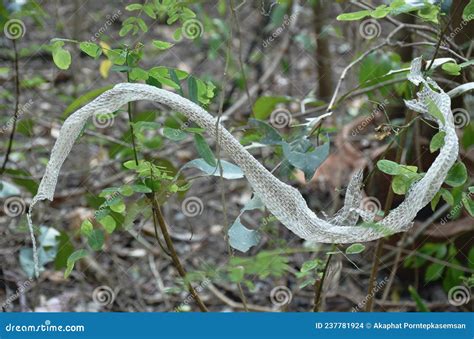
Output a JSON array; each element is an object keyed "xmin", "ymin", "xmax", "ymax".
[{"xmin": 27, "ymin": 57, "xmax": 458, "ymax": 277}]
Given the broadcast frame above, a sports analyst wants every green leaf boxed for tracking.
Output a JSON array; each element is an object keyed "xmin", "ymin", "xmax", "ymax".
[
  {"xmin": 54, "ymin": 232, "xmax": 74, "ymax": 270},
  {"xmin": 425, "ymin": 263, "xmax": 444, "ymax": 282},
  {"xmin": 429, "ymin": 131, "xmax": 446, "ymax": 153},
  {"xmin": 445, "ymin": 162, "xmax": 467, "ymax": 187},
  {"xmin": 462, "ymin": 192, "xmax": 474, "ymax": 217},
  {"xmin": 99, "ymin": 215, "xmax": 117, "ymax": 233},
  {"xmin": 441, "ymin": 62, "xmax": 461, "ymax": 76},
  {"xmin": 345, "ymin": 243, "xmax": 366, "ymax": 254},
  {"xmin": 248, "ymin": 119, "xmax": 283, "ymax": 145},
  {"xmin": 228, "ymin": 266, "xmax": 245, "ymax": 283},
  {"xmin": 152, "ymin": 40, "xmax": 174, "ymax": 50},
  {"xmin": 187, "ymin": 76, "xmax": 198, "ymax": 104},
  {"xmin": 376, "ymin": 159, "xmax": 400, "ymax": 175},
  {"xmin": 252, "ymin": 96, "xmax": 292, "ymax": 120},
  {"xmin": 108, "ymin": 49, "xmax": 126, "ymax": 65},
  {"xmin": 125, "ymin": 3, "xmax": 142, "ymax": 11},
  {"xmin": 301, "ymin": 259, "xmax": 321, "ymax": 273},
  {"xmin": 119, "ymin": 24, "xmax": 134, "ymax": 37},
  {"xmin": 426, "ymin": 97, "xmax": 446, "ymax": 125},
  {"xmin": 79, "ymin": 42, "xmax": 101, "ymax": 58},
  {"xmin": 80, "ymin": 219, "xmax": 93, "ymax": 236},
  {"xmin": 370, "ymin": 5, "xmax": 390, "ymax": 18},
  {"xmin": 65, "ymin": 249, "xmax": 88, "ymax": 278},
  {"xmin": 51, "ymin": 41, "xmax": 71, "ymax": 70},
  {"xmin": 87, "ymin": 229, "xmax": 105, "ymax": 251},
  {"xmin": 440, "ymin": 188, "xmax": 454, "ymax": 206},
  {"xmin": 283, "ymin": 141, "xmax": 330, "ymax": 181},
  {"xmin": 462, "ymin": 0, "xmax": 474, "ymax": 21},
  {"xmin": 194, "ymin": 134, "xmax": 216, "ymax": 167},
  {"xmin": 163, "ymin": 127, "xmax": 187, "ymax": 141},
  {"xmin": 228, "ymin": 218, "xmax": 261, "ymax": 252},
  {"xmin": 182, "ymin": 158, "xmax": 244, "ymax": 179},
  {"xmin": 408, "ymin": 286, "xmax": 430, "ymax": 312},
  {"xmin": 109, "ymin": 200, "xmax": 126, "ymax": 213},
  {"xmin": 337, "ymin": 10, "xmax": 370, "ymax": 21},
  {"xmin": 129, "ymin": 67, "xmax": 149, "ymax": 81}
]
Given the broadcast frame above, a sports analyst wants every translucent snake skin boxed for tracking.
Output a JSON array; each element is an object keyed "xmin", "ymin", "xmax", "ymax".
[{"xmin": 27, "ymin": 57, "xmax": 458, "ymax": 276}]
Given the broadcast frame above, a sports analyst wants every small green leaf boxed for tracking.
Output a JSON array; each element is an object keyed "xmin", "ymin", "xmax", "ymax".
[
  {"xmin": 65, "ymin": 249, "xmax": 88, "ymax": 278},
  {"xmin": 163, "ymin": 127, "xmax": 187, "ymax": 141},
  {"xmin": 109, "ymin": 200, "xmax": 126, "ymax": 213},
  {"xmin": 408, "ymin": 286, "xmax": 430, "ymax": 312},
  {"xmin": 462, "ymin": 0, "xmax": 474, "ymax": 21},
  {"xmin": 425, "ymin": 263, "xmax": 444, "ymax": 282},
  {"xmin": 228, "ymin": 266, "xmax": 245, "ymax": 283},
  {"xmin": 337, "ymin": 10, "xmax": 370, "ymax": 21},
  {"xmin": 426, "ymin": 97, "xmax": 446, "ymax": 125},
  {"xmin": 87, "ymin": 229, "xmax": 105, "ymax": 251},
  {"xmin": 99, "ymin": 215, "xmax": 117, "ymax": 233},
  {"xmin": 429, "ymin": 131, "xmax": 446, "ymax": 153},
  {"xmin": 187, "ymin": 76, "xmax": 198, "ymax": 104},
  {"xmin": 445, "ymin": 162, "xmax": 467, "ymax": 187},
  {"xmin": 345, "ymin": 243, "xmax": 366, "ymax": 254},
  {"xmin": 376, "ymin": 159, "xmax": 400, "ymax": 175},
  {"xmin": 228, "ymin": 218, "xmax": 261, "ymax": 252},
  {"xmin": 129, "ymin": 67, "xmax": 149, "ymax": 81},
  {"xmin": 194, "ymin": 134, "xmax": 216, "ymax": 167},
  {"xmin": 80, "ymin": 219, "xmax": 93, "ymax": 236},
  {"xmin": 51, "ymin": 41, "xmax": 71, "ymax": 70},
  {"xmin": 79, "ymin": 42, "xmax": 101, "ymax": 58},
  {"xmin": 152, "ymin": 40, "xmax": 174, "ymax": 50},
  {"xmin": 125, "ymin": 3, "xmax": 142, "ymax": 11},
  {"xmin": 441, "ymin": 62, "xmax": 461, "ymax": 76},
  {"xmin": 462, "ymin": 192, "xmax": 474, "ymax": 217}
]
